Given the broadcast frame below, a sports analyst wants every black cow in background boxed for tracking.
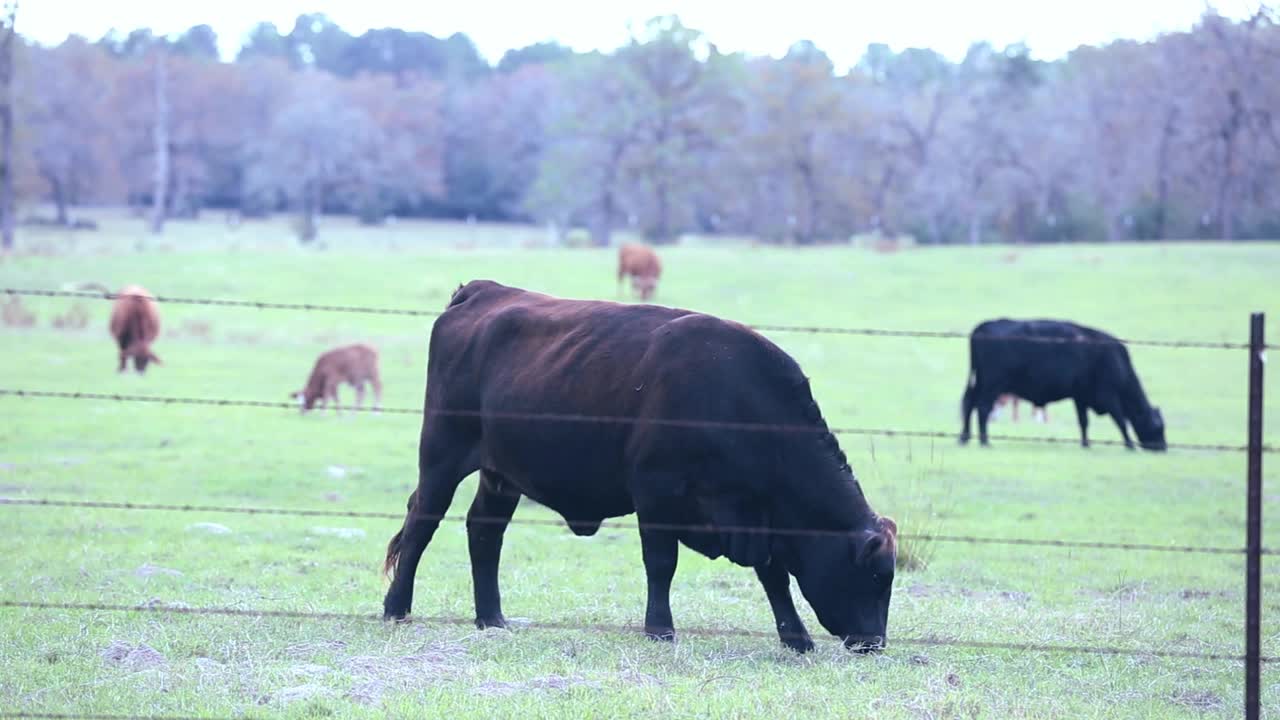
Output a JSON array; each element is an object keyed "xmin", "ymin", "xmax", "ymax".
[{"xmin": 959, "ymin": 319, "xmax": 1167, "ymax": 451}]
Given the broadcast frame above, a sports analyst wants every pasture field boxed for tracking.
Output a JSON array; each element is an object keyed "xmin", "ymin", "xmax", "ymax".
[{"xmin": 1, "ymin": 211, "xmax": 1278, "ymax": 719}]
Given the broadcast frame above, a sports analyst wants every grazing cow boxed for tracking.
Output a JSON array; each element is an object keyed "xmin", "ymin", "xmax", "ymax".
[
  {"xmin": 382, "ymin": 280, "xmax": 898, "ymax": 653},
  {"xmin": 616, "ymin": 243, "xmax": 662, "ymax": 301},
  {"xmin": 291, "ymin": 343, "xmax": 383, "ymax": 414},
  {"xmin": 108, "ymin": 285, "xmax": 161, "ymax": 373},
  {"xmin": 959, "ymin": 318, "xmax": 1166, "ymax": 450},
  {"xmin": 992, "ymin": 394, "xmax": 1048, "ymax": 424}
]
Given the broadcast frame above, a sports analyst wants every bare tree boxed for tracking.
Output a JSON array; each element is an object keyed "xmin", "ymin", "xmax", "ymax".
[
  {"xmin": 149, "ymin": 46, "xmax": 169, "ymax": 234},
  {"xmin": 0, "ymin": 1, "xmax": 17, "ymax": 250}
]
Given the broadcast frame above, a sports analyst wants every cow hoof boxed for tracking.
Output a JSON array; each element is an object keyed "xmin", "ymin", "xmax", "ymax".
[
  {"xmin": 782, "ymin": 635, "xmax": 815, "ymax": 654},
  {"xmin": 382, "ymin": 598, "xmax": 411, "ymax": 622},
  {"xmin": 644, "ymin": 627, "xmax": 676, "ymax": 643},
  {"xmin": 475, "ymin": 615, "xmax": 507, "ymax": 630},
  {"xmin": 957, "ymin": 434, "xmax": 970, "ymax": 446}
]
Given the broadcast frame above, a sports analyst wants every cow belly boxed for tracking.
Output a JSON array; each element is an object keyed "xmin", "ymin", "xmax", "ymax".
[{"xmin": 480, "ymin": 444, "xmax": 635, "ymax": 529}]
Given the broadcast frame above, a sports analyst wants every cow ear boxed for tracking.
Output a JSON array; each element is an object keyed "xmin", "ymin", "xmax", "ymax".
[
  {"xmin": 858, "ymin": 517, "xmax": 898, "ymax": 565},
  {"xmin": 148, "ymin": 351, "xmax": 162, "ymax": 365},
  {"xmin": 878, "ymin": 516, "xmax": 898, "ymax": 539}
]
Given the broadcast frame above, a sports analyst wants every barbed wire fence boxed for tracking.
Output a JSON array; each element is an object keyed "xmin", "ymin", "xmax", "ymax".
[{"xmin": 0, "ymin": 288, "xmax": 1270, "ymax": 718}]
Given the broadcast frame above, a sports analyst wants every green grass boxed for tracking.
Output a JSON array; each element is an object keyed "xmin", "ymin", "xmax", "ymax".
[{"xmin": 1, "ymin": 211, "xmax": 1278, "ymax": 719}]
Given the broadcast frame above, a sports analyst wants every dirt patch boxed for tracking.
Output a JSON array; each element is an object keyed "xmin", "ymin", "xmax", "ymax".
[
  {"xmin": 1178, "ymin": 589, "xmax": 1231, "ymax": 601},
  {"xmin": 1170, "ymin": 690, "xmax": 1222, "ymax": 711},
  {"xmin": 186, "ymin": 522, "xmax": 232, "ymax": 535},
  {"xmin": 616, "ymin": 669, "xmax": 666, "ymax": 687},
  {"xmin": 906, "ymin": 583, "xmax": 1032, "ymax": 604},
  {"xmin": 338, "ymin": 642, "xmax": 468, "ymax": 706},
  {"xmin": 2, "ymin": 295, "xmax": 36, "ymax": 327},
  {"xmin": 262, "ymin": 684, "xmax": 336, "ymax": 706},
  {"xmin": 282, "ymin": 639, "xmax": 348, "ymax": 660},
  {"xmin": 310, "ymin": 527, "xmax": 366, "ymax": 540},
  {"xmin": 472, "ymin": 674, "xmax": 598, "ymax": 697},
  {"xmin": 135, "ymin": 563, "xmax": 183, "ymax": 578},
  {"xmin": 52, "ymin": 303, "xmax": 90, "ymax": 330},
  {"xmin": 101, "ymin": 641, "xmax": 167, "ymax": 671}
]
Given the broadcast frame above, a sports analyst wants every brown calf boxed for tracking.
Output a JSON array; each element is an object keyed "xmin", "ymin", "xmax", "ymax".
[
  {"xmin": 109, "ymin": 285, "xmax": 162, "ymax": 373},
  {"xmin": 993, "ymin": 394, "xmax": 1048, "ymax": 424},
  {"xmin": 291, "ymin": 343, "xmax": 383, "ymax": 415},
  {"xmin": 616, "ymin": 243, "xmax": 662, "ymax": 301}
]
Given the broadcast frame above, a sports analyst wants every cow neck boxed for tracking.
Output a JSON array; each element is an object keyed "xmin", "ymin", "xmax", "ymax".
[
  {"xmin": 783, "ymin": 393, "xmax": 877, "ymax": 532},
  {"xmin": 1118, "ymin": 363, "xmax": 1155, "ymax": 418}
]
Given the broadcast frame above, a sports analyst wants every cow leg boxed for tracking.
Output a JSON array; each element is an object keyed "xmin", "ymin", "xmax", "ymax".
[
  {"xmin": 382, "ymin": 444, "xmax": 475, "ymax": 620},
  {"xmin": 467, "ymin": 471, "xmax": 521, "ymax": 629},
  {"xmin": 117, "ymin": 351, "xmax": 128, "ymax": 373},
  {"xmin": 1074, "ymin": 398, "xmax": 1091, "ymax": 448},
  {"xmin": 975, "ymin": 393, "xmax": 997, "ymax": 446},
  {"xmin": 354, "ymin": 383, "xmax": 366, "ymax": 411},
  {"xmin": 1101, "ymin": 399, "xmax": 1135, "ymax": 449},
  {"xmin": 754, "ymin": 561, "xmax": 814, "ymax": 653},
  {"xmin": 635, "ymin": 509, "xmax": 680, "ymax": 641},
  {"xmin": 959, "ymin": 384, "xmax": 976, "ymax": 444}
]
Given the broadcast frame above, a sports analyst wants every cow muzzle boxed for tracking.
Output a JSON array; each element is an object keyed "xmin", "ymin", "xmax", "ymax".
[{"xmin": 842, "ymin": 634, "xmax": 885, "ymax": 653}]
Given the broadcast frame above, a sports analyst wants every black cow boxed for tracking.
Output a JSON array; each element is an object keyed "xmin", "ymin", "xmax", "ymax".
[
  {"xmin": 959, "ymin": 318, "xmax": 1167, "ymax": 451},
  {"xmin": 382, "ymin": 279, "xmax": 898, "ymax": 653}
]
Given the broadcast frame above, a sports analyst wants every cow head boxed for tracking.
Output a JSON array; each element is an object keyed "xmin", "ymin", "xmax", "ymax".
[
  {"xmin": 290, "ymin": 390, "xmax": 317, "ymax": 413},
  {"xmin": 1135, "ymin": 406, "xmax": 1167, "ymax": 451},
  {"xmin": 128, "ymin": 343, "xmax": 161, "ymax": 373},
  {"xmin": 633, "ymin": 275, "xmax": 657, "ymax": 301},
  {"xmin": 784, "ymin": 515, "xmax": 897, "ymax": 652}
]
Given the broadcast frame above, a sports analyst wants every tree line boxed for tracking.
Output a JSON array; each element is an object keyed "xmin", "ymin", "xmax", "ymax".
[{"xmin": 4, "ymin": 9, "xmax": 1279, "ymax": 248}]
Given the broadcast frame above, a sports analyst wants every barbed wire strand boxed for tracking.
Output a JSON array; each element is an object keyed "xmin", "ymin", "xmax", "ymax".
[
  {"xmin": 3, "ymin": 497, "xmax": 1263, "ymax": 556},
  {"xmin": 0, "ymin": 600, "xmax": 1269, "ymax": 664},
  {"xmin": 2, "ymin": 287, "xmax": 1264, "ymax": 350},
  {"xmin": 1, "ymin": 388, "xmax": 1264, "ymax": 454}
]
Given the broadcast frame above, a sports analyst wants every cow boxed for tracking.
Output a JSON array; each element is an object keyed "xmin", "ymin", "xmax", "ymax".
[
  {"xmin": 291, "ymin": 343, "xmax": 383, "ymax": 415},
  {"xmin": 992, "ymin": 394, "xmax": 1048, "ymax": 424},
  {"xmin": 382, "ymin": 279, "xmax": 898, "ymax": 653},
  {"xmin": 108, "ymin": 285, "xmax": 161, "ymax": 374},
  {"xmin": 616, "ymin": 243, "xmax": 662, "ymax": 301},
  {"xmin": 958, "ymin": 318, "xmax": 1166, "ymax": 450}
]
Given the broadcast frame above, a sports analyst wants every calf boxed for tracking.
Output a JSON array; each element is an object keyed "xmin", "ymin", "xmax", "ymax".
[
  {"xmin": 616, "ymin": 243, "xmax": 662, "ymax": 301},
  {"xmin": 992, "ymin": 394, "xmax": 1048, "ymax": 423},
  {"xmin": 291, "ymin": 344, "xmax": 383, "ymax": 415},
  {"xmin": 382, "ymin": 280, "xmax": 898, "ymax": 653},
  {"xmin": 959, "ymin": 318, "xmax": 1166, "ymax": 450},
  {"xmin": 108, "ymin": 285, "xmax": 161, "ymax": 373}
]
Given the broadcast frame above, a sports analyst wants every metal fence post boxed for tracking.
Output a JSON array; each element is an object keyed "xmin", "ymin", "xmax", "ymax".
[{"xmin": 1245, "ymin": 312, "xmax": 1264, "ymax": 720}]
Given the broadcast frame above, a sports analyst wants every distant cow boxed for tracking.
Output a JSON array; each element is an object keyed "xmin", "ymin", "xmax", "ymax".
[
  {"xmin": 616, "ymin": 243, "xmax": 662, "ymax": 301},
  {"xmin": 109, "ymin": 285, "xmax": 161, "ymax": 373},
  {"xmin": 959, "ymin": 319, "xmax": 1166, "ymax": 450},
  {"xmin": 382, "ymin": 280, "xmax": 898, "ymax": 653},
  {"xmin": 993, "ymin": 394, "xmax": 1048, "ymax": 424},
  {"xmin": 291, "ymin": 343, "xmax": 383, "ymax": 415}
]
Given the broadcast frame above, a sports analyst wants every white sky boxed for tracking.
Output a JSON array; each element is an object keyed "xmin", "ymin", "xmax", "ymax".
[{"xmin": 21, "ymin": 0, "xmax": 1264, "ymax": 70}]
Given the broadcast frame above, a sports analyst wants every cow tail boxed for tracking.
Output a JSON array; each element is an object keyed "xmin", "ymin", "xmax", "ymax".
[
  {"xmin": 382, "ymin": 527, "xmax": 405, "ymax": 580},
  {"xmin": 383, "ymin": 489, "xmax": 419, "ymax": 580}
]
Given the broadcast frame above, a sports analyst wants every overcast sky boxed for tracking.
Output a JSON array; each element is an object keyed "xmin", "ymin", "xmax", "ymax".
[{"xmin": 22, "ymin": 0, "xmax": 1261, "ymax": 70}]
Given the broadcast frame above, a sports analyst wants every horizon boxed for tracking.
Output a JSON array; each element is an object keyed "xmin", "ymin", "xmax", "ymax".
[{"xmin": 21, "ymin": 0, "xmax": 1264, "ymax": 71}]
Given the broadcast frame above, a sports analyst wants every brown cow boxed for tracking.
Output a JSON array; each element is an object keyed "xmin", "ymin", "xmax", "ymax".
[
  {"xmin": 993, "ymin": 394, "xmax": 1048, "ymax": 424},
  {"xmin": 291, "ymin": 343, "xmax": 383, "ymax": 415},
  {"xmin": 109, "ymin": 285, "xmax": 161, "ymax": 373},
  {"xmin": 616, "ymin": 243, "xmax": 662, "ymax": 301}
]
